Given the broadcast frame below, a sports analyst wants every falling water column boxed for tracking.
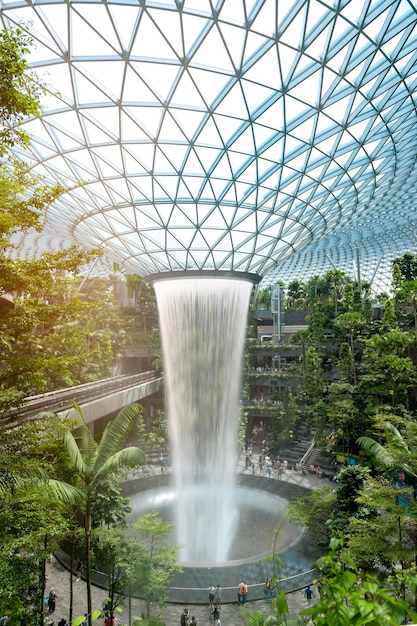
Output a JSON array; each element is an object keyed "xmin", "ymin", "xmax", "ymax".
[{"xmin": 152, "ymin": 272, "xmax": 257, "ymax": 564}]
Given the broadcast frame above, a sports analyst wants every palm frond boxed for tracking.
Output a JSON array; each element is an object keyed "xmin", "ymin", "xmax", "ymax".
[
  {"xmin": 0, "ymin": 465, "xmax": 52, "ymax": 492},
  {"xmin": 47, "ymin": 479, "xmax": 85, "ymax": 504},
  {"xmin": 70, "ymin": 401, "xmax": 98, "ymax": 463},
  {"xmin": 238, "ymin": 608, "xmax": 264, "ymax": 626},
  {"xmin": 0, "ymin": 470, "xmax": 84, "ymax": 505},
  {"xmin": 94, "ymin": 403, "xmax": 143, "ymax": 470},
  {"xmin": 63, "ymin": 429, "xmax": 88, "ymax": 476},
  {"xmin": 93, "ymin": 446, "xmax": 146, "ymax": 483},
  {"xmin": 384, "ymin": 422, "xmax": 410, "ymax": 454},
  {"xmin": 357, "ymin": 436, "xmax": 394, "ymax": 468}
]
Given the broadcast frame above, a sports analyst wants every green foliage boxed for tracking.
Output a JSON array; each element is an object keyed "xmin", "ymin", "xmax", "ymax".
[
  {"xmin": 256, "ymin": 287, "xmax": 272, "ymax": 309},
  {"xmin": 132, "ymin": 617, "xmax": 165, "ymax": 626},
  {"xmin": 137, "ymin": 409, "xmax": 168, "ymax": 450},
  {"xmin": 392, "ymin": 252, "xmax": 417, "ymax": 283},
  {"xmin": 91, "ymin": 528, "xmax": 146, "ymax": 619},
  {"xmin": 286, "ymin": 486, "xmax": 336, "ymax": 546},
  {"xmin": 73, "ymin": 610, "xmax": 102, "ymax": 626},
  {"xmin": 0, "ymin": 26, "xmax": 45, "ymax": 153},
  {"xmin": 91, "ymin": 479, "xmax": 132, "ymax": 529},
  {"xmin": 303, "ymin": 538, "xmax": 417, "ymax": 625},
  {"xmin": 133, "ymin": 511, "xmax": 183, "ymax": 618},
  {"xmin": 325, "ymin": 382, "xmax": 358, "ymax": 453},
  {"xmin": 327, "ymin": 465, "xmax": 372, "ymax": 538},
  {"xmin": 61, "ymin": 402, "xmax": 146, "ymax": 620}
]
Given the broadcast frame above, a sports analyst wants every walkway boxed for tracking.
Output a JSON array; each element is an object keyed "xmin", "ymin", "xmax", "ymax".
[
  {"xmin": 47, "ymin": 449, "xmax": 325, "ymax": 625},
  {"xmin": 47, "ymin": 555, "xmax": 319, "ymax": 626}
]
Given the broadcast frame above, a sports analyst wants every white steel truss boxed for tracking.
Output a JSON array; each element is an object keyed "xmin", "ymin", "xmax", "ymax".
[{"xmin": 2, "ymin": 0, "xmax": 417, "ymax": 291}]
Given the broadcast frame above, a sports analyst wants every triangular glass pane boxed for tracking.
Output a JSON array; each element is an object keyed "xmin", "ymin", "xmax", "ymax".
[
  {"xmin": 181, "ymin": 11, "xmax": 211, "ymax": 56},
  {"xmin": 242, "ymin": 79, "xmax": 277, "ymax": 115},
  {"xmin": 217, "ymin": 82, "xmax": 248, "ymax": 118},
  {"xmin": 122, "ymin": 66, "xmax": 161, "ymax": 104},
  {"xmin": 130, "ymin": 106, "xmax": 163, "ymax": 140},
  {"xmin": 189, "ymin": 232, "xmax": 207, "ymax": 250},
  {"xmin": 277, "ymin": 42, "xmax": 300, "ymax": 85},
  {"xmin": 41, "ymin": 64, "xmax": 74, "ymax": 104},
  {"xmin": 218, "ymin": 0, "xmax": 246, "ymax": 25},
  {"xmin": 83, "ymin": 106, "xmax": 120, "ymax": 137},
  {"xmin": 149, "ymin": 7, "xmax": 184, "ymax": 58},
  {"xmin": 138, "ymin": 205, "xmax": 165, "ymax": 226},
  {"xmin": 75, "ymin": 4, "xmax": 121, "ymax": 50},
  {"xmin": 212, "ymin": 114, "xmax": 243, "ymax": 144},
  {"xmin": 211, "ymin": 153, "xmax": 233, "ymax": 179},
  {"xmin": 70, "ymin": 11, "xmax": 118, "ymax": 56},
  {"xmin": 305, "ymin": 21, "xmax": 332, "ymax": 60},
  {"xmin": 158, "ymin": 113, "xmax": 187, "ymax": 144},
  {"xmin": 192, "ymin": 26, "xmax": 235, "ymax": 73},
  {"xmin": 170, "ymin": 109, "xmax": 206, "ymax": 142},
  {"xmin": 171, "ymin": 222, "xmax": 196, "ymax": 246},
  {"xmin": 287, "ymin": 68, "xmax": 321, "ymax": 107},
  {"xmin": 120, "ymin": 113, "xmax": 152, "ymax": 143},
  {"xmin": 189, "ymin": 67, "xmax": 231, "ymax": 107},
  {"xmin": 130, "ymin": 61, "xmax": 179, "ymax": 103},
  {"xmin": 183, "ymin": 149, "xmax": 207, "ymax": 177},
  {"xmin": 217, "ymin": 22, "xmax": 246, "ymax": 69},
  {"xmin": 261, "ymin": 138, "xmax": 285, "ymax": 163},
  {"xmin": 199, "ymin": 180, "xmax": 216, "ymax": 201},
  {"xmin": 171, "ymin": 70, "xmax": 207, "ymax": 109},
  {"xmin": 130, "ymin": 12, "xmax": 178, "ymax": 60},
  {"xmin": 195, "ymin": 117, "xmax": 224, "ymax": 148},
  {"xmin": 228, "ymin": 150, "xmax": 250, "ymax": 176},
  {"xmin": 131, "ymin": 175, "xmax": 154, "ymax": 200},
  {"xmin": 279, "ymin": 5, "xmax": 306, "ymax": 50},
  {"xmin": 73, "ymin": 68, "xmax": 115, "ymax": 106},
  {"xmin": 229, "ymin": 126, "xmax": 255, "ymax": 155},
  {"xmin": 210, "ymin": 177, "xmax": 229, "ymax": 199},
  {"xmin": 160, "ymin": 143, "xmax": 189, "ymax": 170},
  {"xmin": 243, "ymin": 46, "xmax": 281, "ymax": 90},
  {"xmin": 155, "ymin": 175, "xmax": 179, "ymax": 199},
  {"xmin": 242, "ymin": 30, "xmax": 271, "ymax": 69},
  {"xmin": 194, "ymin": 146, "xmax": 220, "ymax": 172},
  {"xmin": 108, "ymin": 5, "xmax": 140, "ymax": 50}
]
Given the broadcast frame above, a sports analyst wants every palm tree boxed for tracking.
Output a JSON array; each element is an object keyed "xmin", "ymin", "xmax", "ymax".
[
  {"xmin": 358, "ymin": 421, "xmax": 417, "ymax": 479},
  {"xmin": 63, "ymin": 401, "xmax": 146, "ymax": 622}
]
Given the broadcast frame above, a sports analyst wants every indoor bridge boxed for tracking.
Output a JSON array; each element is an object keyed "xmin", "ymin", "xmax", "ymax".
[{"xmin": 1, "ymin": 371, "xmax": 163, "ymax": 430}]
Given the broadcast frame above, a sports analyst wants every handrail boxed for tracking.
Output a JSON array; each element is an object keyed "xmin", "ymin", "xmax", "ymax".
[{"xmin": 299, "ymin": 439, "xmax": 315, "ymax": 466}]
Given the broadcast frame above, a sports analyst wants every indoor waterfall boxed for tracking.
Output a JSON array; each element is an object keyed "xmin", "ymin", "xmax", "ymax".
[{"xmin": 153, "ymin": 275, "xmax": 253, "ymax": 563}]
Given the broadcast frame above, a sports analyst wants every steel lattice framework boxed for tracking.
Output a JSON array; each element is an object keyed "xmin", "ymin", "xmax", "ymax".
[{"xmin": 2, "ymin": 0, "xmax": 417, "ymax": 291}]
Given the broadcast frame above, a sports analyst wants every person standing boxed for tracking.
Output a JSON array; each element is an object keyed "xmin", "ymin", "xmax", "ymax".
[
  {"xmin": 241, "ymin": 581, "xmax": 248, "ymax": 606},
  {"xmin": 180, "ymin": 609, "xmax": 189, "ymax": 626},
  {"xmin": 208, "ymin": 585, "xmax": 215, "ymax": 609},
  {"xmin": 238, "ymin": 581, "xmax": 247, "ymax": 605},
  {"xmin": 48, "ymin": 588, "xmax": 57, "ymax": 614},
  {"xmin": 76, "ymin": 559, "xmax": 83, "ymax": 581},
  {"xmin": 214, "ymin": 584, "xmax": 222, "ymax": 608},
  {"xmin": 304, "ymin": 585, "xmax": 315, "ymax": 606}
]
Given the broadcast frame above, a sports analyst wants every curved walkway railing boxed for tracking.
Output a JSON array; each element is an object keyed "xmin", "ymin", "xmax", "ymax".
[{"xmin": 55, "ymin": 548, "xmax": 317, "ymax": 605}]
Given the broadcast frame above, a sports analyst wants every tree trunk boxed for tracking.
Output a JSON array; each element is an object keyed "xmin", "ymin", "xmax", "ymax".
[
  {"xmin": 85, "ymin": 501, "xmax": 93, "ymax": 622},
  {"xmin": 69, "ymin": 534, "xmax": 75, "ymax": 626},
  {"xmin": 350, "ymin": 331, "xmax": 357, "ymax": 385},
  {"xmin": 39, "ymin": 535, "xmax": 48, "ymax": 625}
]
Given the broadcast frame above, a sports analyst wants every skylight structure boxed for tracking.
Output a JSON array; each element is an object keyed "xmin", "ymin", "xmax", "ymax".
[{"xmin": 1, "ymin": 0, "xmax": 417, "ymax": 291}]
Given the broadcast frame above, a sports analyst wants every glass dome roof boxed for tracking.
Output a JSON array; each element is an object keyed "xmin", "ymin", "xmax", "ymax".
[{"xmin": 2, "ymin": 0, "xmax": 417, "ymax": 291}]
